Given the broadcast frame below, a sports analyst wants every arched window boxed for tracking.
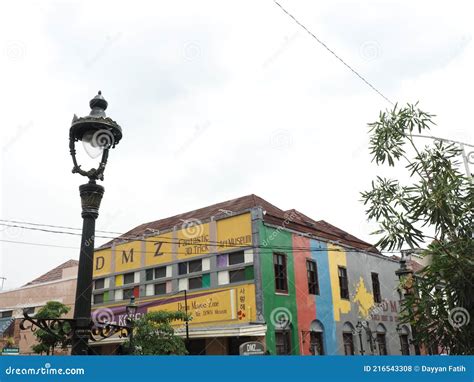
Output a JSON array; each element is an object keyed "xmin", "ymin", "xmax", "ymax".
[
  {"xmin": 309, "ymin": 320, "xmax": 324, "ymax": 355},
  {"xmin": 398, "ymin": 325, "xmax": 410, "ymax": 355},
  {"xmin": 342, "ymin": 322, "xmax": 355, "ymax": 355},
  {"xmin": 376, "ymin": 324, "xmax": 388, "ymax": 355}
]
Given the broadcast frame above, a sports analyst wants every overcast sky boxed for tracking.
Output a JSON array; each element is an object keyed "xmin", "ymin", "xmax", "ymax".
[{"xmin": 0, "ymin": 0, "xmax": 472, "ymax": 289}]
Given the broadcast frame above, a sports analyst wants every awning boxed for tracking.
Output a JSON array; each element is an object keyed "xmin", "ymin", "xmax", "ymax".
[{"xmin": 89, "ymin": 324, "xmax": 267, "ymax": 347}]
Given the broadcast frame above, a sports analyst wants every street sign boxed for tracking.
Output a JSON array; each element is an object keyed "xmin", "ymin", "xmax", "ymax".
[
  {"xmin": 2, "ymin": 347, "xmax": 19, "ymax": 355},
  {"xmin": 239, "ymin": 341, "xmax": 265, "ymax": 356}
]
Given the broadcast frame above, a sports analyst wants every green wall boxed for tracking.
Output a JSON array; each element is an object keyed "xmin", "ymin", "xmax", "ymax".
[{"xmin": 258, "ymin": 222, "xmax": 299, "ymax": 355}]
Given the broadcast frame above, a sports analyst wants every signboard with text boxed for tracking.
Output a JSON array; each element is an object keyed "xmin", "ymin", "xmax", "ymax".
[{"xmin": 93, "ymin": 213, "xmax": 253, "ymax": 276}]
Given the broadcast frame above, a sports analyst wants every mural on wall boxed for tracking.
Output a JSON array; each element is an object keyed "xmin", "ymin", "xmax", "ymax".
[{"xmin": 353, "ymin": 277, "xmax": 375, "ymax": 319}]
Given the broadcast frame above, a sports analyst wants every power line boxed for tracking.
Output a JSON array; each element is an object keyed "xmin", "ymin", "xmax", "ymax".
[
  {"xmin": 0, "ymin": 219, "xmax": 123, "ymax": 235},
  {"xmin": 0, "ymin": 224, "xmax": 403, "ymax": 255},
  {"xmin": 1, "ymin": 214, "xmax": 379, "ymax": 252},
  {"xmin": 0, "ymin": 222, "xmax": 375, "ymax": 252},
  {"xmin": 272, "ymin": 0, "xmax": 394, "ymax": 106},
  {"xmin": 0, "ymin": 239, "xmax": 78, "ymax": 250}
]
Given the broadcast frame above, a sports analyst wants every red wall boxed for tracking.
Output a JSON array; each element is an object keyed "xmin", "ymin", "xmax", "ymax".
[{"xmin": 292, "ymin": 235, "xmax": 316, "ymax": 355}]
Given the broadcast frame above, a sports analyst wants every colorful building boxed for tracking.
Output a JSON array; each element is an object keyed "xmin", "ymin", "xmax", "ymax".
[{"xmin": 90, "ymin": 195, "xmax": 414, "ymax": 355}]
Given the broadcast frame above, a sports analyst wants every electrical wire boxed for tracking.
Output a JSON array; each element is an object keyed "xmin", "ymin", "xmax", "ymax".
[
  {"xmin": 273, "ymin": 0, "xmax": 394, "ymax": 106},
  {"xmin": 0, "ymin": 218, "xmax": 123, "ymax": 235},
  {"xmin": 0, "ymin": 225, "xmax": 403, "ymax": 255}
]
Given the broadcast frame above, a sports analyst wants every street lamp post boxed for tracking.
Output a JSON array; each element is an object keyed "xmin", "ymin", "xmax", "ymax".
[
  {"xmin": 355, "ymin": 321, "xmax": 365, "ymax": 355},
  {"xmin": 19, "ymin": 93, "xmax": 130, "ymax": 352},
  {"xmin": 69, "ymin": 91, "xmax": 122, "ymax": 355},
  {"xmin": 184, "ymin": 290, "xmax": 189, "ymax": 344},
  {"xmin": 395, "ymin": 250, "xmax": 421, "ymax": 355},
  {"xmin": 126, "ymin": 297, "xmax": 138, "ymax": 354}
]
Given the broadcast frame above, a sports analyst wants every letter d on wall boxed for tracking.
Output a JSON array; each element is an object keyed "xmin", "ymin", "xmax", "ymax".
[{"xmin": 95, "ymin": 256, "xmax": 105, "ymax": 270}]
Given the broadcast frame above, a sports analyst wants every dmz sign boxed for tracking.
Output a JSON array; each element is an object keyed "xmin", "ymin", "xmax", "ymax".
[{"xmin": 239, "ymin": 341, "xmax": 265, "ymax": 356}]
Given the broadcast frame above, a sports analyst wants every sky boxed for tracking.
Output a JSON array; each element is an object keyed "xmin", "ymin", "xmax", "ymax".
[{"xmin": 0, "ymin": 0, "xmax": 472, "ymax": 289}]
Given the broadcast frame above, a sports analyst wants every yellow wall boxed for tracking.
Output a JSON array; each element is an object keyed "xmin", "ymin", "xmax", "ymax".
[
  {"xmin": 115, "ymin": 241, "xmax": 142, "ymax": 273},
  {"xmin": 354, "ymin": 277, "xmax": 374, "ymax": 318},
  {"xmin": 328, "ymin": 244, "xmax": 351, "ymax": 321},
  {"xmin": 216, "ymin": 213, "xmax": 252, "ymax": 252},
  {"xmin": 145, "ymin": 233, "xmax": 173, "ymax": 266},
  {"xmin": 176, "ymin": 222, "xmax": 210, "ymax": 260},
  {"xmin": 93, "ymin": 213, "xmax": 253, "ymax": 277},
  {"xmin": 148, "ymin": 284, "xmax": 256, "ymax": 326},
  {"xmin": 93, "ymin": 249, "xmax": 112, "ymax": 277}
]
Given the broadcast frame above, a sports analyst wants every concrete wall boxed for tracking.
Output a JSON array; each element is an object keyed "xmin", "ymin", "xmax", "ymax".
[{"xmin": 0, "ymin": 268, "xmax": 77, "ymax": 354}]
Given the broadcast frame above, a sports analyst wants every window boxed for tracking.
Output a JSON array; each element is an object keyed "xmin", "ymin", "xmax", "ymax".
[
  {"xmin": 275, "ymin": 331, "xmax": 291, "ymax": 355},
  {"xmin": 306, "ymin": 260, "xmax": 319, "ymax": 295},
  {"xmin": 94, "ymin": 278, "xmax": 105, "ymax": 290},
  {"xmin": 189, "ymin": 260, "xmax": 202, "ymax": 273},
  {"xmin": 0, "ymin": 311, "xmax": 13, "ymax": 318},
  {"xmin": 147, "ymin": 267, "xmax": 166, "ymax": 281},
  {"xmin": 155, "ymin": 266, "xmax": 166, "ymax": 279},
  {"xmin": 154, "ymin": 283, "xmax": 167, "ymax": 296},
  {"xmin": 178, "ymin": 262, "xmax": 188, "ymax": 275},
  {"xmin": 229, "ymin": 269, "xmax": 246, "ymax": 283},
  {"xmin": 338, "ymin": 267, "xmax": 349, "ymax": 299},
  {"xmin": 189, "ymin": 276, "xmax": 202, "ymax": 290},
  {"xmin": 273, "ymin": 253, "xmax": 288, "ymax": 293},
  {"xmin": 93, "ymin": 293, "xmax": 104, "ymax": 304},
  {"xmin": 377, "ymin": 333, "xmax": 388, "ymax": 355},
  {"xmin": 371, "ymin": 273, "xmax": 382, "ymax": 303},
  {"xmin": 228, "ymin": 251, "xmax": 245, "ymax": 265},
  {"xmin": 123, "ymin": 288, "xmax": 134, "ymax": 300},
  {"xmin": 400, "ymin": 335, "xmax": 410, "ymax": 355},
  {"xmin": 123, "ymin": 272, "xmax": 135, "ymax": 285},
  {"xmin": 343, "ymin": 332, "xmax": 354, "ymax": 355},
  {"xmin": 146, "ymin": 269, "xmax": 154, "ymax": 281},
  {"xmin": 310, "ymin": 331, "xmax": 324, "ymax": 355},
  {"xmin": 23, "ymin": 307, "xmax": 35, "ymax": 315},
  {"xmin": 179, "ymin": 260, "xmax": 202, "ymax": 275}
]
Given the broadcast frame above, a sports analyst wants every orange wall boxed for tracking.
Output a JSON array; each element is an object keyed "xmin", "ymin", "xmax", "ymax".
[{"xmin": 292, "ymin": 235, "xmax": 316, "ymax": 355}]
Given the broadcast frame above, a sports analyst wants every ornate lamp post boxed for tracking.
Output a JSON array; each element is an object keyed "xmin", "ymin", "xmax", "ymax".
[
  {"xmin": 69, "ymin": 91, "xmax": 122, "ymax": 355},
  {"xmin": 395, "ymin": 250, "xmax": 421, "ymax": 355},
  {"xmin": 20, "ymin": 92, "xmax": 130, "ymax": 354},
  {"xmin": 355, "ymin": 321, "xmax": 365, "ymax": 355},
  {"xmin": 126, "ymin": 297, "xmax": 138, "ymax": 354}
]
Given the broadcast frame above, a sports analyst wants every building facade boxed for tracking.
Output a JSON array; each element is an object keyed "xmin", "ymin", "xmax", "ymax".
[
  {"xmin": 91, "ymin": 195, "xmax": 413, "ymax": 355},
  {"xmin": 0, "ymin": 260, "xmax": 78, "ymax": 355}
]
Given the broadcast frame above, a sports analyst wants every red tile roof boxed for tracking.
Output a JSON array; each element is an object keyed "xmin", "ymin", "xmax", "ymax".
[
  {"xmin": 100, "ymin": 194, "xmax": 378, "ymax": 253},
  {"xmin": 23, "ymin": 259, "xmax": 79, "ymax": 286}
]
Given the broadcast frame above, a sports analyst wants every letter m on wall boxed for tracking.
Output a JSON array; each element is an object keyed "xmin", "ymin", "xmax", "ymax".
[{"xmin": 122, "ymin": 248, "xmax": 134, "ymax": 264}]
